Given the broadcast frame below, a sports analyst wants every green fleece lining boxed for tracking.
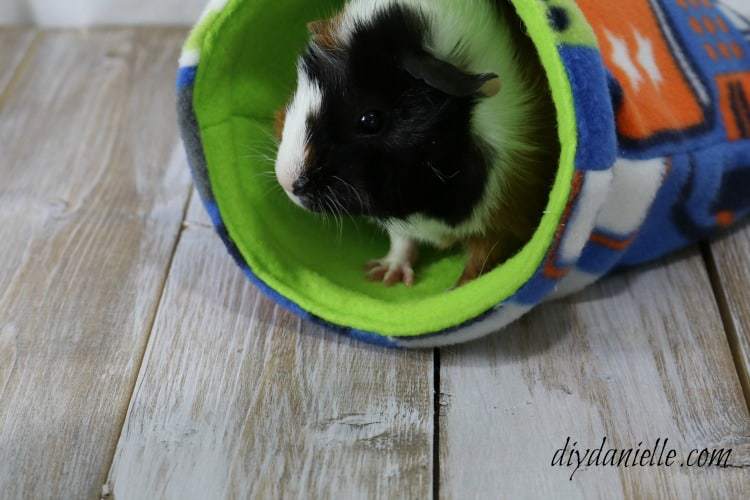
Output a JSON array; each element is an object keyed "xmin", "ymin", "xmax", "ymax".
[{"xmin": 193, "ymin": 0, "xmax": 577, "ymax": 336}]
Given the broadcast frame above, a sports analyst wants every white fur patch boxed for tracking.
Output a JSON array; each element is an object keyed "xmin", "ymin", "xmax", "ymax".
[{"xmin": 275, "ymin": 64, "xmax": 323, "ymax": 205}]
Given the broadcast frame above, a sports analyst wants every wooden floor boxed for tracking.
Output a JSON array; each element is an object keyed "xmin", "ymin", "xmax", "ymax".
[{"xmin": 0, "ymin": 28, "xmax": 749, "ymax": 500}]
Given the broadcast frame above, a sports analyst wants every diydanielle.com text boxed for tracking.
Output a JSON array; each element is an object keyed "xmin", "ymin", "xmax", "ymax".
[{"xmin": 551, "ymin": 437, "xmax": 734, "ymax": 480}]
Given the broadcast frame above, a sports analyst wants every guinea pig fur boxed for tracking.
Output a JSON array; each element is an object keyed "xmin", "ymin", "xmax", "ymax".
[{"xmin": 275, "ymin": 0, "xmax": 558, "ymax": 287}]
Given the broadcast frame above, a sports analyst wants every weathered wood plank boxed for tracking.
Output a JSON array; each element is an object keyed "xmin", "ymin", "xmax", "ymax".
[
  {"xmin": 185, "ymin": 188, "xmax": 213, "ymax": 228},
  {"xmin": 0, "ymin": 29, "xmax": 191, "ymax": 499},
  {"xmin": 440, "ymin": 250, "xmax": 750, "ymax": 499},
  {"xmin": 8, "ymin": 0, "xmax": 206, "ymax": 27},
  {"xmin": 107, "ymin": 225, "xmax": 433, "ymax": 499},
  {"xmin": 0, "ymin": 28, "xmax": 36, "ymax": 98},
  {"xmin": 709, "ymin": 225, "xmax": 750, "ymax": 410}
]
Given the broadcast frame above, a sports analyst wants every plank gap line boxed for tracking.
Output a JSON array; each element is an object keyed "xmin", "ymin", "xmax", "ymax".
[
  {"xmin": 701, "ymin": 242, "xmax": 750, "ymax": 415},
  {"xmin": 433, "ymin": 348, "xmax": 441, "ymax": 500},
  {"xmin": 101, "ymin": 181, "xmax": 195, "ymax": 490}
]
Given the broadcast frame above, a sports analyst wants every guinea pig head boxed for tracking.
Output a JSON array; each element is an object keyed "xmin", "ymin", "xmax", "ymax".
[{"xmin": 275, "ymin": 5, "xmax": 500, "ymax": 226}]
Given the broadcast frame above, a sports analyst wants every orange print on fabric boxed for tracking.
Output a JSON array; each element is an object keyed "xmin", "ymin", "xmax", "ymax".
[{"xmin": 577, "ymin": 0, "xmax": 705, "ymax": 142}]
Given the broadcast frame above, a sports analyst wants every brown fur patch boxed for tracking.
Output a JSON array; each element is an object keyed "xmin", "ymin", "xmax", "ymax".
[
  {"xmin": 457, "ymin": 2, "xmax": 560, "ymax": 286},
  {"xmin": 457, "ymin": 237, "xmax": 512, "ymax": 286},
  {"xmin": 307, "ymin": 15, "xmax": 343, "ymax": 50},
  {"xmin": 274, "ymin": 107, "xmax": 287, "ymax": 140}
]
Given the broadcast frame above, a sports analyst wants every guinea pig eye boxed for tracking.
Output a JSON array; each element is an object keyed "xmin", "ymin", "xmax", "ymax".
[{"xmin": 358, "ymin": 111, "xmax": 384, "ymax": 134}]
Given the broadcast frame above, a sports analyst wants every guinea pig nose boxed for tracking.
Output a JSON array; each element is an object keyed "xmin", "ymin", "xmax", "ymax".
[{"xmin": 292, "ymin": 176, "xmax": 310, "ymax": 196}]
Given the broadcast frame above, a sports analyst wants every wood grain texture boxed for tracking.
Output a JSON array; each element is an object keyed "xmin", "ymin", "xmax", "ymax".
[
  {"xmin": 6, "ymin": 0, "xmax": 206, "ymax": 27},
  {"xmin": 0, "ymin": 29, "xmax": 191, "ymax": 499},
  {"xmin": 709, "ymin": 225, "xmax": 750, "ymax": 410},
  {"xmin": 0, "ymin": 28, "xmax": 36, "ymax": 98},
  {"xmin": 107, "ymin": 225, "xmax": 434, "ymax": 500},
  {"xmin": 440, "ymin": 250, "xmax": 750, "ymax": 499},
  {"xmin": 185, "ymin": 188, "xmax": 213, "ymax": 228}
]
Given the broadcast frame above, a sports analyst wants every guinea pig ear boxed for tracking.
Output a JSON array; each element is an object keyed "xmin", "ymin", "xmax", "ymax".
[{"xmin": 402, "ymin": 51, "xmax": 501, "ymax": 98}]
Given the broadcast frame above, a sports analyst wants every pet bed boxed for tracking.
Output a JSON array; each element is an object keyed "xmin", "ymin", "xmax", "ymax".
[{"xmin": 178, "ymin": 0, "xmax": 750, "ymax": 347}]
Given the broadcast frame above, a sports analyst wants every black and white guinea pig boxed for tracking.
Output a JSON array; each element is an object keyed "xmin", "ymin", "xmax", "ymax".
[{"xmin": 275, "ymin": 0, "xmax": 558, "ymax": 287}]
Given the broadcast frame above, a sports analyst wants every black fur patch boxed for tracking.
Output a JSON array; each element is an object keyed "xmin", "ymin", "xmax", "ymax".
[{"xmin": 296, "ymin": 4, "xmax": 489, "ymax": 227}]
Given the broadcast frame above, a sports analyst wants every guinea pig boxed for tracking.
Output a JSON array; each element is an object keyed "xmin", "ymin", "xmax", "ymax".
[{"xmin": 275, "ymin": 0, "xmax": 558, "ymax": 287}]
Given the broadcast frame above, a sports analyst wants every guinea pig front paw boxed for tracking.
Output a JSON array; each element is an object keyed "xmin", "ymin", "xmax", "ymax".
[
  {"xmin": 366, "ymin": 233, "xmax": 418, "ymax": 287},
  {"xmin": 365, "ymin": 258, "xmax": 416, "ymax": 287}
]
